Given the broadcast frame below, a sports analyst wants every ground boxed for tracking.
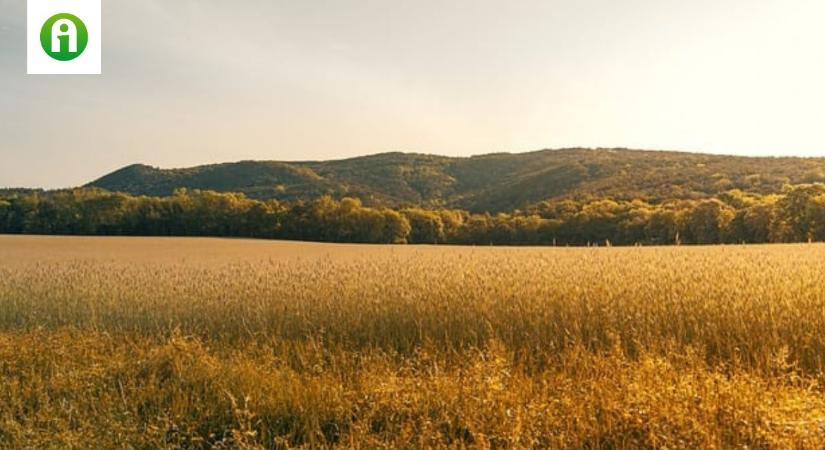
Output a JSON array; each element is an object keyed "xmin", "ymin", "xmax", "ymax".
[{"xmin": 1, "ymin": 236, "xmax": 824, "ymax": 449}]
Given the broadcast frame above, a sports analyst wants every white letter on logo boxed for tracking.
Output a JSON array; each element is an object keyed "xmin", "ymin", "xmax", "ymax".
[{"xmin": 51, "ymin": 19, "xmax": 77, "ymax": 53}]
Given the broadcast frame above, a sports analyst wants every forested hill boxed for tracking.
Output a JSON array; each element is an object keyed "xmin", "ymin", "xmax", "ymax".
[{"xmin": 88, "ymin": 148, "xmax": 825, "ymax": 212}]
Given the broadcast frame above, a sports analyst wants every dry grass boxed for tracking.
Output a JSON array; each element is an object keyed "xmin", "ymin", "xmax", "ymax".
[{"xmin": 2, "ymin": 236, "xmax": 825, "ymax": 448}]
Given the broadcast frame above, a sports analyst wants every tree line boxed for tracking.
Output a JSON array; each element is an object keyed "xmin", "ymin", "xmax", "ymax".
[{"xmin": 3, "ymin": 185, "xmax": 825, "ymax": 245}]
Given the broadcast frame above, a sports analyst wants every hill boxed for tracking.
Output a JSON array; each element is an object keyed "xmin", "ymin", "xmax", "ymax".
[{"xmin": 87, "ymin": 148, "xmax": 825, "ymax": 212}]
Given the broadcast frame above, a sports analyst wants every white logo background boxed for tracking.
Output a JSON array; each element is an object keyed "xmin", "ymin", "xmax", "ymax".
[{"xmin": 27, "ymin": 0, "xmax": 101, "ymax": 75}]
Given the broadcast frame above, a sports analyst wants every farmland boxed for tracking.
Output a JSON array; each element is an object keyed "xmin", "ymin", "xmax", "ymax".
[{"xmin": 2, "ymin": 236, "xmax": 825, "ymax": 448}]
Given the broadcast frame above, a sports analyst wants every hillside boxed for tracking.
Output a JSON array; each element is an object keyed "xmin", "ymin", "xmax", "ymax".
[{"xmin": 87, "ymin": 148, "xmax": 825, "ymax": 212}]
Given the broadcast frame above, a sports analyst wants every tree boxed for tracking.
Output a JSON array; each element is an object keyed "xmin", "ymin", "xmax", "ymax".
[
  {"xmin": 683, "ymin": 199, "xmax": 735, "ymax": 244},
  {"xmin": 771, "ymin": 184, "xmax": 825, "ymax": 242},
  {"xmin": 402, "ymin": 208, "xmax": 445, "ymax": 244}
]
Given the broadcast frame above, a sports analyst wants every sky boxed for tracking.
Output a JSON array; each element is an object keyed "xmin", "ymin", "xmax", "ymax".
[{"xmin": 2, "ymin": 0, "xmax": 825, "ymax": 188}]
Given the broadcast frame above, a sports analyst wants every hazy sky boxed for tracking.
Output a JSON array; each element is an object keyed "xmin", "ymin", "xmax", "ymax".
[{"xmin": 2, "ymin": 0, "xmax": 825, "ymax": 188}]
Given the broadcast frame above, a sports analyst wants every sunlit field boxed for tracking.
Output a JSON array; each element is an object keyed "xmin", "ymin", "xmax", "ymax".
[{"xmin": 2, "ymin": 236, "xmax": 825, "ymax": 449}]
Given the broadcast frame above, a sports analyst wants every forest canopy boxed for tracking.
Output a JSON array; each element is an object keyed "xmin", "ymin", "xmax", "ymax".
[
  {"xmin": 88, "ymin": 149, "xmax": 825, "ymax": 213},
  {"xmin": 3, "ymin": 184, "xmax": 825, "ymax": 245}
]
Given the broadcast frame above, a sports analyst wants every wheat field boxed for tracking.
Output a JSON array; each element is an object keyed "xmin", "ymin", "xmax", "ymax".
[{"xmin": 2, "ymin": 236, "xmax": 825, "ymax": 449}]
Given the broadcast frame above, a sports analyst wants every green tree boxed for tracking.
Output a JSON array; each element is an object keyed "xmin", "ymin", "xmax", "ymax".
[
  {"xmin": 683, "ymin": 199, "xmax": 735, "ymax": 244},
  {"xmin": 402, "ymin": 208, "xmax": 445, "ymax": 244}
]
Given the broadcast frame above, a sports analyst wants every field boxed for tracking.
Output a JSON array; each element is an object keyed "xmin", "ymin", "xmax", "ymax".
[{"xmin": 3, "ymin": 236, "xmax": 825, "ymax": 449}]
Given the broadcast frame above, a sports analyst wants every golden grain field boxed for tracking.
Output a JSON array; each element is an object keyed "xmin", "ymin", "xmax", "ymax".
[{"xmin": 2, "ymin": 236, "xmax": 825, "ymax": 449}]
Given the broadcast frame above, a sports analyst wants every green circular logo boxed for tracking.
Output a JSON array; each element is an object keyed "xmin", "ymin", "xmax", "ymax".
[{"xmin": 40, "ymin": 13, "xmax": 88, "ymax": 61}]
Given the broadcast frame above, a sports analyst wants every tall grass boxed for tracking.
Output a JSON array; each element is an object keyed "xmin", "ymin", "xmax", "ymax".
[{"xmin": 1, "ymin": 237, "xmax": 825, "ymax": 448}]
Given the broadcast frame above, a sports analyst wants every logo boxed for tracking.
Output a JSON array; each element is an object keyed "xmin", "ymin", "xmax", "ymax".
[
  {"xmin": 40, "ymin": 13, "xmax": 89, "ymax": 61},
  {"xmin": 27, "ymin": 0, "xmax": 101, "ymax": 75}
]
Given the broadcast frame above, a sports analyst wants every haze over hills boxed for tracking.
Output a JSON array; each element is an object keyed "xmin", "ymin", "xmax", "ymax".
[{"xmin": 87, "ymin": 148, "xmax": 825, "ymax": 212}]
